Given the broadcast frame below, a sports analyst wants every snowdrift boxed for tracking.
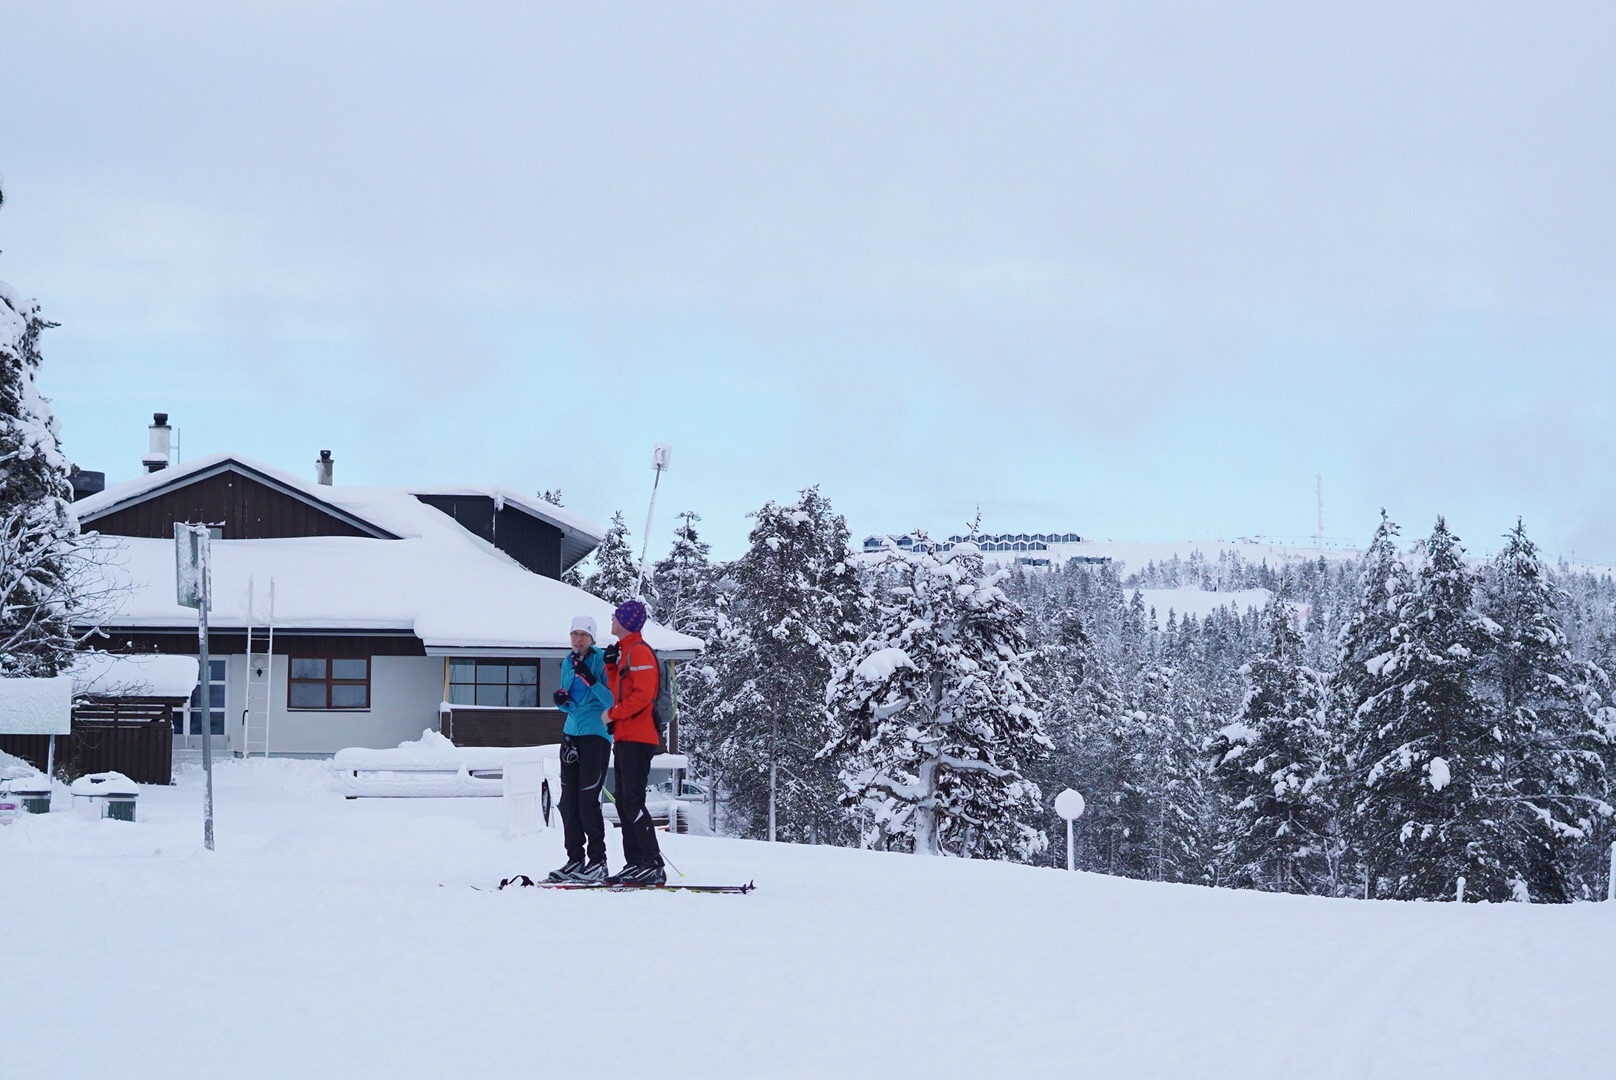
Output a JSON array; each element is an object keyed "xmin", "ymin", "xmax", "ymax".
[{"xmin": 1, "ymin": 759, "xmax": 1609, "ymax": 1079}]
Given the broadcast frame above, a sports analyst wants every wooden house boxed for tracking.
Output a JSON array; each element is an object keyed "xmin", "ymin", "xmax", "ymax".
[{"xmin": 70, "ymin": 445, "xmax": 702, "ymax": 763}]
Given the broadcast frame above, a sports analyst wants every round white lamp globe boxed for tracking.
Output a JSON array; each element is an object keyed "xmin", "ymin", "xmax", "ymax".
[{"xmin": 1054, "ymin": 788, "xmax": 1086, "ymax": 821}]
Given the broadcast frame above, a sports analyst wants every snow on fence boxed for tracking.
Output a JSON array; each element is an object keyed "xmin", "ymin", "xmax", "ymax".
[
  {"xmin": 332, "ymin": 730, "xmax": 509, "ymax": 798},
  {"xmin": 330, "ymin": 730, "xmax": 563, "ymax": 804},
  {"xmin": 503, "ymin": 748, "xmax": 558, "ymax": 838}
]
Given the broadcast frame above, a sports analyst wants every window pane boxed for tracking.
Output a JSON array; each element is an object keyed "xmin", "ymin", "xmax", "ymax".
[
  {"xmin": 447, "ymin": 683, "xmax": 473, "ymax": 705},
  {"xmin": 330, "ymin": 683, "xmax": 368, "ymax": 708},
  {"xmin": 474, "ymin": 684, "xmax": 507, "ymax": 706},
  {"xmin": 289, "ymin": 682, "xmax": 326, "ymax": 709},
  {"xmin": 209, "ymin": 659, "xmax": 228, "ymax": 680},
  {"xmin": 508, "ymin": 664, "xmax": 538, "ymax": 685},
  {"xmin": 449, "ymin": 660, "xmax": 475, "ymax": 683},
  {"xmin": 209, "ymin": 685, "xmax": 226, "ymax": 708},
  {"xmin": 209, "ymin": 710, "xmax": 226, "ymax": 735},
  {"xmin": 509, "ymin": 685, "xmax": 538, "ymax": 708},
  {"xmin": 291, "ymin": 658, "xmax": 326, "ymax": 679},
  {"xmin": 332, "ymin": 658, "xmax": 368, "ymax": 680},
  {"xmin": 475, "ymin": 663, "xmax": 507, "ymax": 684},
  {"xmin": 172, "ymin": 712, "xmax": 184, "ymax": 734}
]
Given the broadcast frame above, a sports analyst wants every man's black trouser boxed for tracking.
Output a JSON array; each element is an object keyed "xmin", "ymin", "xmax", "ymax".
[
  {"xmin": 559, "ymin": 733, "xmax": 611, "ymax": 864},
  {"xmin": 613, "ymin": 739, "xmax": 663, "ymax": 869}
]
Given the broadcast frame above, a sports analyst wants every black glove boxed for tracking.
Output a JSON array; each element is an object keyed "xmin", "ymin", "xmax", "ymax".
[
  {"xmin": 602, "ymin": 643, "xmax": 621, "ymax": 665},
  {"xmin": 572, "ymin": 656, "xmax": 596, "ymax": 687},
  {"xmin": 552, "ymin": 688, "xmax": 571, "ymax": 708}
]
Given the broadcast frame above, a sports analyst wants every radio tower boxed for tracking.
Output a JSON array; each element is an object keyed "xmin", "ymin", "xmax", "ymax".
[{"xmin": 1315, "ymin": 473, "xmax": 1324, "ymax": 551}]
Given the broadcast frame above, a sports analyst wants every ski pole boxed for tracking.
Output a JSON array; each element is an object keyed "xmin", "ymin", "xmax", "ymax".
[{"xmin": 600, "ymin": 786, "xmax": 685, "ymax": 879}]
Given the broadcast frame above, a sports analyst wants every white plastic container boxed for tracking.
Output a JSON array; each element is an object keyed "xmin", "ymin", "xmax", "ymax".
[{"xmin": 70, "ymin": 772, "xmax": 140, "ymax": 822}]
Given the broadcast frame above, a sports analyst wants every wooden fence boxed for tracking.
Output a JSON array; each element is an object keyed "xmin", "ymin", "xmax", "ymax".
[{"xmin": 0, "ymin": 698, "xmax": 178, "ymax": 785}]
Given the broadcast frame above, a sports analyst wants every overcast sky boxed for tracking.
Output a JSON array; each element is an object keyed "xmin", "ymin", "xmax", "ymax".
[{"xmin": 2, "ymin": 2, "xmax": 1613, "ymax": 562}]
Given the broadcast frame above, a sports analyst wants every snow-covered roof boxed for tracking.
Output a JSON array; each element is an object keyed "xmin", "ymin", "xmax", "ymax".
[
  {"xmin": 70, "ymin": 653, "xmax": 200, "ymax": 699},
  {"xmin": 73, "ymin": 453, "xmax": 606, "ymax": 559},
  {"xmin": 80, "ymin": 526, "xmax": 701, "ymax": 657},
  {"xmin": 67, "ymin": 454, "xmax": 687, "ymax": 654},
  {"xmin": 0, "ymin": 676, "xmax": 73, "ymax": 735}
]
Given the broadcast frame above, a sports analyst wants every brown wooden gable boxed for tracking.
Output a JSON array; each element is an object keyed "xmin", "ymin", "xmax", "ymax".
[{"xmin": 82, "ymin": 462, "xmax": 396, "ymax": 540}]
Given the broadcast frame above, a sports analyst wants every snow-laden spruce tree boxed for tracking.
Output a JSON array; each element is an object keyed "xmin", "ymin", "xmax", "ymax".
[
  {"xmin": 1334, "ymin": 512, "xmax": 1408, "ymax": 727},
  {"xmin": 825, "ymin": 533, "xmax": 1050, "ymax": 860},
  {"xmin": 650, "ymin": 511, "xmax": 717, "ymax": 637},
  {"xmin": 581, "ymin": 511, "xmax": 638, "ymax": 605},
  {"xmin": 648, "ymin": 511, "xmax": 725, "ymax": 776},
  {"xmin": 1153, "ymin": 615, "xmax": 1222, "ymax": 885},
  {"xmin": 1028, "ymin": 604, "xmax": 1127, "ymax": 869},
  {"xmin": 0, "ymin": 182, "xmax": 86, "ymax": 676},
  {"xmin": 1346, "ymin": 518, "xmax": 1527, "ymax": 901},
  {"xmin": 1477, "ymin": 521, "xmax": 1614, "ymax": 900},
  {"xmin": 1330, "ymin": 511, "xmax": 1409, "ymax": 888},
  {"xmin": 1209, "ymin": 595, "xmax": 1335, "ymax": 893},
  {"xmin": 706, "ymin": 487, "xmax": 864, "ymax": 844}
]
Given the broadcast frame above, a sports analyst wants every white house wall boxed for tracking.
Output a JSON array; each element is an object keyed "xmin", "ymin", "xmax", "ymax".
[
  {"xmin": 221, "ymin": 654, "xmax": 447, "ymax": 758},
  {"xmin": 216, "ymin": 654, "xmax": 568, "ymax": 757}
]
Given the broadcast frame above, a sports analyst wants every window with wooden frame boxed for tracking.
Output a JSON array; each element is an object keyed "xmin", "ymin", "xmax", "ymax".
[
  {"xmin": 288, "ymin": 656, "xmax": 371, "ymax": 710},
  {"xmin": 447, "ymin": 659, "xmax": 540, "ymax": 707}
]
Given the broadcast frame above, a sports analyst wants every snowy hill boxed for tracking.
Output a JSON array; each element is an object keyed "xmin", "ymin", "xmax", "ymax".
[
  {"xmin": 1135, "ymin": 585, "xmax": 1274, "ymax": 626},
  {"xmin": 2, "ymin": 761, "xmax": 1608, "ymax": 1079}
]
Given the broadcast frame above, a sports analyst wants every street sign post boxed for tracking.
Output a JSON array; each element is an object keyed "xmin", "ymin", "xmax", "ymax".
[{"xmin": 175, "ymin": 522, "xmax": 218, "ymax": 851}]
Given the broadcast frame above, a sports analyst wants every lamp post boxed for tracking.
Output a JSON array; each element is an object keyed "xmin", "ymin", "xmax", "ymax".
[
  {"xmin": 1054, "ymin": 788, "xmax": 1086, "ymax": 872},
  {"xmin": 634, "ymin": 444, "xmax": 672, "ymax": 599}
]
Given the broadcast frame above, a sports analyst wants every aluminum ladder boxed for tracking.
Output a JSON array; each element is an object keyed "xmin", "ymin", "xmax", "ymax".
[{"xmin": 242, "ymin": 576, "xmax": 275, "ymax": 758}]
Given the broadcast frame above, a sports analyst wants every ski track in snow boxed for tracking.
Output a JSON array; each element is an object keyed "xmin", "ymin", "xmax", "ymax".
[{"xmin": 3, "ymin": 759, "xmax": 1612, "ymax": 1079}]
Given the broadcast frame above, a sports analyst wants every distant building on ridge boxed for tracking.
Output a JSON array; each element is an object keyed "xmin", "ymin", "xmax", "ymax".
[{"xmin": 860, "ymin": 530, "xmax": 1107, "ymax": 568}]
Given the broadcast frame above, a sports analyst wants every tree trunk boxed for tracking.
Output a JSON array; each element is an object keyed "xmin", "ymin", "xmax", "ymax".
[
  {"xmin": 768, "ymin": 702, "xmax": 777, "ymax": 842},
  {"xmin": 913, "ymin": 756, "xmax": 941, "ymax": 855},
  {"xmin": 913, "ymin": 670, "xmax": 946, "ymax": 856}
]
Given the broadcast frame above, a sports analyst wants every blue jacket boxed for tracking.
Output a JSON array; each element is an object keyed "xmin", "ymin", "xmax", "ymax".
[{"xmin": 559, "ymin": 647, "xmax": 614, "ymax": 740}]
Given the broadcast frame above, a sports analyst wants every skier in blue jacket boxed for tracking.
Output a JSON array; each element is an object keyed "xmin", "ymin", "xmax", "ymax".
[{"xmin": 548, "ymin": 615, "xmax": 614, "ymax": 882}]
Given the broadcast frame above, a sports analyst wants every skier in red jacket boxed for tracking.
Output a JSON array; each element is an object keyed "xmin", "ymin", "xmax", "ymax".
[{"xmin": 603, "ymin": 599, "xmax": 665, "ymax": 886}]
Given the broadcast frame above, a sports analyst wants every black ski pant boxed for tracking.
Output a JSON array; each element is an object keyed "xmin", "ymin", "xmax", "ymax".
[
  {"xmin": 613, "ymin": 739, "xmax": 663, "ymax": 869},
  {"xmin": 559, "ymin": 733, "xmax": 611, "ymax": 864}
]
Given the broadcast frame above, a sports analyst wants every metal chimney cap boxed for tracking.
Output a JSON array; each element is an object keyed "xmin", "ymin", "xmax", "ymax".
[
  {"xmin": 319, "ymin": 450, "xmax": 332, "ymax": 461},
  {"xmin": 152, "ymin": 412, "xmax": 169, "ymax": 426}
]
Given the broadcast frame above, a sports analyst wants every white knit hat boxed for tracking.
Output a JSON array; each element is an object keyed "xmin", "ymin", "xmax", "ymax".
[{"xmin": 569, "ymin": 615, "xmax": 598, "ymax": 640}]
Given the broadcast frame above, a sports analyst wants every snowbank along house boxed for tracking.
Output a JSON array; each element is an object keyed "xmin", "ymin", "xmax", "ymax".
[{"xmin": 69, "ymin": 417, "xmax": 702, "ymax": 763}]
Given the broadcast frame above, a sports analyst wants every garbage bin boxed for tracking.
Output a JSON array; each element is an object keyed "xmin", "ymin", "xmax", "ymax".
[
  {"xmin": 70, "ymin": 772, "xmax": 139, "ymax": 822},
  {"xmin": 8, "ymin": 778, "xmax": 52, "ymax": 815}
]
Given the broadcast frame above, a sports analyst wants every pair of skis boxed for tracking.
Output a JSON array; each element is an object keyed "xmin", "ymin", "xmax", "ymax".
[{"xmin": 497, "ymin": 873, "xmax": 756, "ymax": 894}]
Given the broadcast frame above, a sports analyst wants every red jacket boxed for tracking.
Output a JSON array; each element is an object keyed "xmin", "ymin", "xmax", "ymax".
[{"xmin": 606, "ymin": 631, "xmax": 660, "ymax": 746}]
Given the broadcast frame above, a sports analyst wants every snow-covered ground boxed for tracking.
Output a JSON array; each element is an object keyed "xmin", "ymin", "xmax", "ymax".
[{"xmin": 4, "ymin": 760, "xmax": 1611, "ymax": 1079}]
